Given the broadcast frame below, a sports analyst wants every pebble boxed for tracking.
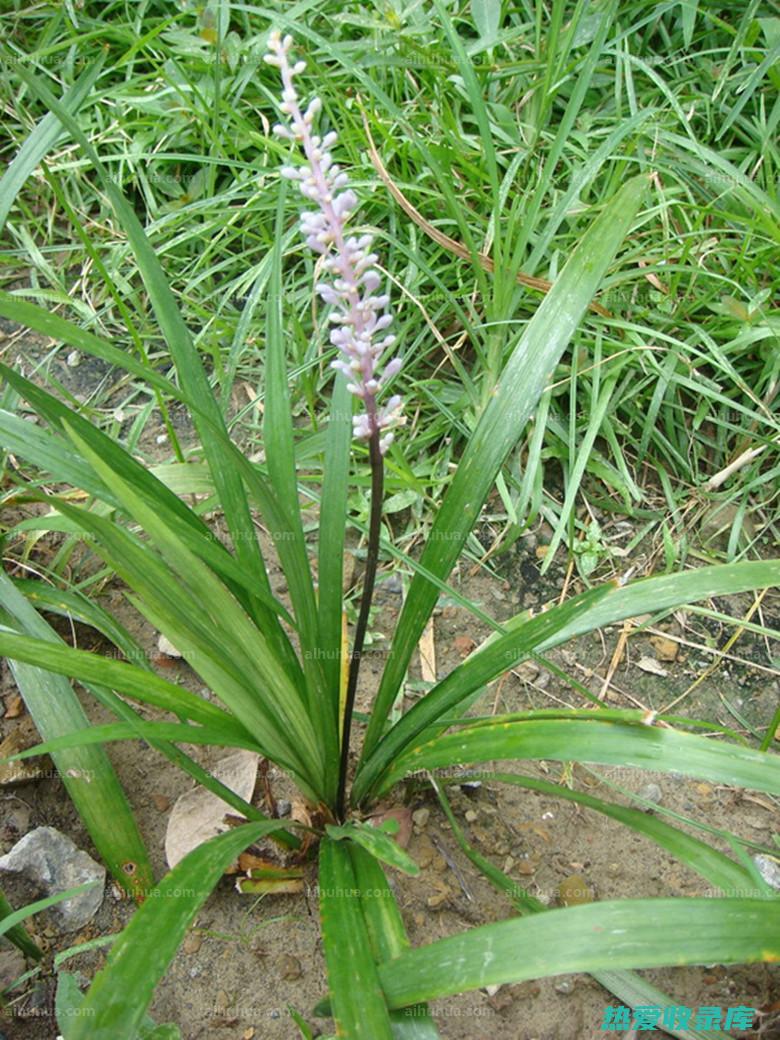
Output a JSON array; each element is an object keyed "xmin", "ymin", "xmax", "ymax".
[
  {"xmin": 464, "ymin": 809, "xmax": 478, "ymax": 823},
  {"xmin": 753, "ymin": 855, "xmax": 780, "ymax": 891},
  {"xmin": 65, "ymin": 350, "xmax": 81, "ymax": 368},
  {"xmin": 277, "ymin": 953, "xmax": 303, "ymax": 980},
  {"xmin": 554, "ymin": 978, "xmax": 575, "ymax": 995},
  {"xmin": 152, "ymin": 794, "xmax": 171, "ymax": 813},
  {"xmin": 276, "ymin": 799, "xmax": 292, "ymax": 817},
  {"xmin": 412, "ymin": 808, "xmax": 430, "ymax": 829},
  {"xmin": 0, "ymin": 827, "xmax": 105, "ymax": 932},
  {"xmin": 638, "ymin": 783, "xmax": 662, "ymax": 808},
  {"xmin": 183, "ymin": 933, "xmax": 202, "ymax": 955}
]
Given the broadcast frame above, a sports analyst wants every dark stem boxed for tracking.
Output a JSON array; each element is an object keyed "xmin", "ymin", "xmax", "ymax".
[{"xmin": 336, "ymin": 429, "xmax": 384, "ymax": 821}]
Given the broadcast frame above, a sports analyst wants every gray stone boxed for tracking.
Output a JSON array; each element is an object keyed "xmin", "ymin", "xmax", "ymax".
[
  {"xmin": 0, "ymin": 827, "xmax": 105, "ymax": 932},
  {"xmin": 638, "ymin": 783, "xmax": 662, "ymax": 809},
  {"xmin": 276, "ymin": 799, "xmax": 292, "ymax": 817},
  {"xmin": 555, "ymin": 978, "xmax": 575, "ymax": 995},
  {"xmin": 753, "ymin": 854, "xmax": 780, "ymax": 891}
]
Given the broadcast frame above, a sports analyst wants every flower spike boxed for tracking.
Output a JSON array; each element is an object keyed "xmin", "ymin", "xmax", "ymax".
[{"xmin": 265, "ymin": 30, "xmax": 403, "ymax": 454}]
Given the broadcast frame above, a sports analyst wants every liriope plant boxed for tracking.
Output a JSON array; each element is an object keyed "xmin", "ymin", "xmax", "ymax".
[{"xmin": 0, "ymin": 26, "xmax": 778, "ymax": 1040}]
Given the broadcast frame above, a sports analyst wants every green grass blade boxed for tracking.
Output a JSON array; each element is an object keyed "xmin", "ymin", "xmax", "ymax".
[
  {"xmin": 376, "ymin": 898, "xmax": 780, "ymax": 1009},
  {"xmin": 363, "ymin": 173, "xmax": 649, "ymax": 757},
  {"xmin": 0, "ymin": 572, "xmax": 153, "ymax": 897},
  {"xmin": 318, "ymin": 838, "xmax": 395, "ymax": 1040},
  {"xmin": 382, "ymin": 715, "xmax": 780, "ymax": 797},
  {"xmin": 69, "ymin": 823, "xmax": 284, "ymax": 1040}
]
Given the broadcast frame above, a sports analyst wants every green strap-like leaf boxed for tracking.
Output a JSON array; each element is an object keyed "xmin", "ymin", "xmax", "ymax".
[
  {"xmin": 363, "ymin": 173, "xmax": 649, "ymax": 757},
  {"xmin": 319, "ymin": 838, "xmax": 395, "ymax": 1039},
  {"xmin": 381, "ymin": 715, "xmax": 780, "ymax": 797},
  {"xmin": 354, "ymin": 584, "xmax": 609, "ymax": 802},
  {"xmin": 69, "ymin": 823, "xmax": 284, "ymax": 1040},
  {"xmin": 317, "ymin": 374, "xmax": 353, "ymax": 734},
  {"xmin": 0, "ymin": 573, "xmax": 153, "ymax": 897},
  {"xmin": 376, "ymin": 898, "xmax": 780, "ymax": 1009},
  {"xmin": 265, "ymin": 191, "xmax": 336, "ymax": 792},
  {"xmin": 356, "ymin": 559, "xmax": 780, "ymax": 802},
  {"xmin": 432, "ymin": 780, "xmax": 735, "ymax": 1040},
  {"xmin": 349, "ymin": 844, "xmax": 440, "ymax": 1038},
  {"xmin": 0, "ymin": 295, "xmax": 178, "ymax": 398}
]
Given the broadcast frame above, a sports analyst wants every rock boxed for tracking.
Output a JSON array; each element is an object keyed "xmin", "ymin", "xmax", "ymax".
[
  {"xmin": 412, "ymin": 808, "xmax": 430, "ymax": 830},
  {"xmin": 638, "ymin": 783, "xmax": 662, "ymax": 808},
  {"xmin": 753, "ymin": 855, "xmax": 780, "ymax": 891},
  {"xmin": 0, "ymin": 827, "xmax": 105, "ymax": 932},
  {"xmin": 650, "ymin": 635, "xmax": 679, "ymax": 662},
  {"xmin": 152, "ymin": 794, "xmax": 171, "ymax": 813},
  {"xmin": 182, "ymin": 933, "xmax": 202, "ymax": 955},
  {"xmin": 277, "ymin": 953, "xmax": 303, "ymax": 980},
  {"xmin": 276, "ymin": 799, "xmax": 292, "ymax": 817},
  {"xmin": 464, "ymin": 809, "xmax": 478, "ymax": 823},
  {"xmin": 555, "ymin": 978, "xmax": 575, "ymax": 995}
]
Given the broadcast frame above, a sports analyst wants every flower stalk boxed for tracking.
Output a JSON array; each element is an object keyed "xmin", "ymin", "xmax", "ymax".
[{"xmin": 265, "ymin": 31, "xmax": 403, "ymax": 817}]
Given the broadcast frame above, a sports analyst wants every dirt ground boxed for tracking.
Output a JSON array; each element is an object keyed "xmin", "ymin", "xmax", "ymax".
[{"xmin": 1, "ymin": 337, "xmax": 779, "ymax": 1039}]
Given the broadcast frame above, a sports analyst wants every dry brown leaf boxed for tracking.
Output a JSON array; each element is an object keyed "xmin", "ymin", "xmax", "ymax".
[
  {"xmin": 418, "ymin": 619, "xmax": 436, "ymax": 683},
  {"xmin": 164, "ymin": 750, "xmax": 259, "ymax": 868}
]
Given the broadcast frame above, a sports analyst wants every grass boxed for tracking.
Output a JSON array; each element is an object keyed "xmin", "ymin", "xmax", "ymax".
[
  {"xmin": 1, "ymin": 1, "xmax": 777, "ymax": 584},
  {"xmin": 0, "ymin": 2, "xmax": 776, "ymax": 584}
]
